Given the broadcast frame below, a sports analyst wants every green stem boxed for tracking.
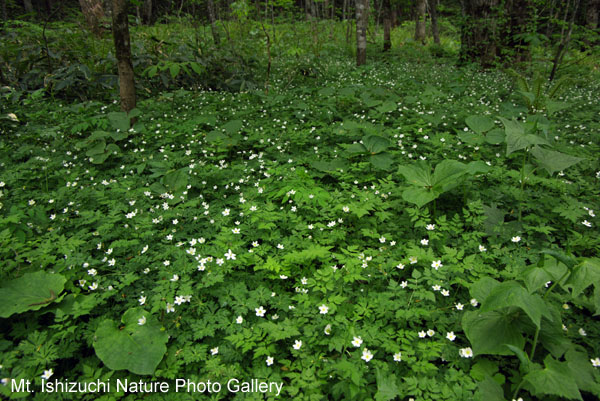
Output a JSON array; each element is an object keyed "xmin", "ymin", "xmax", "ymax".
[
  {"xmin": 529, "ymin": 326, "xmax": 540, "ymax": 360},
  {"xmin": 512, "ymin": 379, "xmax": 525, "ymax": 401},
  {"xmin": 518, "ymin": 150, "xmax": 527, "ymax": 223}
]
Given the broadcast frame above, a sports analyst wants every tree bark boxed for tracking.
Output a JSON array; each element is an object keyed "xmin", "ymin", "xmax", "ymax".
[
  {"xmin": 207, "ymin": 0, "xmax": 220, "ymax": 45},
  {"xmin": 586, "ymin": 0, "xmax": 599, "ymax": 29},
  {"xmin": 23, "ymin": 0, "xmax": 33, "ymax": 13},
  {"xmin": 111, "ymin": 0, "xmax": 136, "ymax": 112},
  {"xmin": 1, "ymin": 0, "xmax": 7, "ymax": 21},
  {"xmin": 415, "ymin": 0, "xmax": 427, "ymax": 44},
  {"xmin": 383, "ymin": 0, "xmax": 391, "ymax": 51},
  {"xmin": 356, "ymin": 0, "xmax": 367, "ymax": 65},
  {"xmin": 79, "ymin": 0, "xmax": 105, "ymax": 37},
  {"xmin": 142, "ymin": 0, "xmax": 152, "ymax": 24},
  {"xmin": 429, "ymin": 0, "xmax": 440, "ymax": 44}
]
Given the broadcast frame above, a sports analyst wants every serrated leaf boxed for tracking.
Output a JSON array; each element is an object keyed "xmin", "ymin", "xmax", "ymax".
[
  {"xmin": 369, "ymin": 152, "xmax": 395, "ymax": 170},
  {"xmin": 376, "ymin": 101, "xmax": 397, "ymax": 114},
  {"xmin": 223, "ymin": 119, "xmax": 243, "ymax": 134},
  {"xmin": 162, "ymin": 169, "xmax": 189, "ymax": 192},
  {"xmin": 397, "ymin": 161, "xmax": 431, "ymax": 187},
  {"xmin": 523, "ymin": 356, "xmax": 582, "ymax": 400},
  {"xmin": 107, "ymin": 111, "xmax": 130, "ymax": 132},
  {"xmin": 530, "ymin": 146, "xmax": 583, "ymax": 175},
  {"xmin": 474, "ymin": 376, "xmax": 505, "ymax": 401},
  {"xmin": 470, "ymin": 277, "xmax": 501, "ymax": 303},
  {"xmin": 362, "ymin": 135, "xmax": 390, "ymax": 154},
  {"xmin": 375, "ymin": 368, "xmax": 401, "ymax": 401},
  {"xmin": 93, "ymin": 308, "xmax": 168, "ymax": 375},
  {"xmin": 499, "ymin": 117, "xmax": 549, "ymax": 155},
  {"xmin": 0, "ymin": 271, "xmax": 66, "ymax": 318},
  {"xmin": 466, "ymin": 115, "xmax": 495, "ymax": 134},
  {"xmin": 346, "ymin": 142, "xmax": 367, "ymax": 154},
  {"xmin": 565, "ymin": 347, "xmax": 600, "ymax": 393},
  {"xmin": 462, "ymin": 310, "xmax": 526, "ymax": 355},
  {"xmin": 567, "ymin": 258, "xmax": 600, "ymax": 297},
  {"xmin": 485, "ymin": 128, "xmax": 505, "ymax": 145},
  {"xmin": 432, "ymin": 159, "xmax": 467, "ymax": 192},
  {"xmin": 480, "ymin": 281, "xmax": 547, "ymax": 328},
  {"xmin": 401, "ymin": 187, "xmax": 437, "ymax": 208}
]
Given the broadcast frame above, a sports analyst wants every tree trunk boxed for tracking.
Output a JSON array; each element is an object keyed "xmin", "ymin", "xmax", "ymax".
[
  {"xmin": 383, "ymin": 0, "xmax": 391, "ymax": 51},
  {"xmin": 504, "ymin": 0, "xmax": 533, "ymax": 63},
  {"xmin": 79, "ymin": 0, "xmax": 105, "ymax": 37},
  {"xmin": 586, "ymin": 0, "xmax": 599, "ymax": 29},
  {"xmin": 23, "ymin": 0, "xmax": 33, "ymax": 13},
  {"xmin": 1, "ymin": 0, "xmax": 7, "ymax": 21},
  {"xmin": 429, "ymin": 0, "xmax": 440, "ymax": 44},
  {"xmin": 356, "ymin": 0, "xmax": 367, "ymax": 65},
  {"xmin": 142, "ymin": 0, "xmax": 152, "ymax": 24},
  {"xmin": 111, "ymin": 0, "xmax": 136, "ymax": 112},
  {"xmin": 549, "ymin": 0, "xmax": 581, "ymax": 81},
  {"xmin": 460, "ymin": 0, "xmax": 500, "ymax": 67},
  {"xmin": 207, "ymin": 0, "xmax": 220, "ymax": 45},
  {"xmin": 415, "ymin": 0, "xmax": 427, "ymax": 44}
]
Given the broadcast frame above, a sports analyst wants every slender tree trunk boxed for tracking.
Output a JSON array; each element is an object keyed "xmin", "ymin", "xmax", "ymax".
[
  {"xmin": 111, "ymin": 0, "xmax": 136, "ymax": 112},
  {"xmin": 383, "ymin": 0, "xmax": 391, "ymax": 51},
  {"xmin": 550, "ymin": 0, "xmax": 581, "ymax": 81},
  {"xmin": 429, "ymin": 0, "xmax": 440, "ymax": 44},
  {"xmin": 207, "ymin": 0, "xmax": 220, "ymax": 45},
  {"xmin": 356, "ymin": 0, "xmax": 367, "ymax": 65},
  {"xmin": 586, "ymin": 0, "xmax": 599, "ymax": 29},
  {"xmin": 415, "ymin": 0, "xmax": 426, "ymax": 44},
  {"xmin": 1, "ymin": 0, "xmax": 7, "ymax": 21},
  {"xmin": 142, "ymin": 0, "xmax": 152, "ymax": 24},
  {"xmin": 460, "ymin": 0, "xmax": 500, "ymax": 67},
  {"xmin": 79, "ymin": 0, "xmax": 105, "ymax": 37},
  {"xmin": 391, "ymin": 7, "xmax": 397, "ymax": 27},
  {"xmin": 23, "ymin": 0, "xmax": 33, "ymax": 13}
]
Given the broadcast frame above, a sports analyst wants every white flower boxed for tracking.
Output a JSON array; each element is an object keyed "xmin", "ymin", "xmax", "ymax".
[
  {"xmin": 446, "ymin": 332, "xmax": 456, "ymax": 341},
  {"xmin": 379, "ymin": 236, "xmax": 386, "ymax": 243},
  {"xmin": 351, "ymin": 336, "xmax": 363, "ymax": 347},
  {"xmin": 420, "ymin": 239, "xmax": 429, "ymax": 246},
  {"xmin": 591, "ymin": 357, "xmax": 600, "ymax": 367},
  {"xmin": 396, "ymin": 263, "xmax": 405, "ymax": 270},
  {"xmin": 409, "ymin": 256, "xmax": 418, "ymax": 264},
  {"xmin": 141, "ymin": 245, "xmax": 149, "ymax": 254},
  {"xmin": 87, "ymin": 268, "xmax": 97, "ymax": 276},
  {"xmin": 89, "ymin": 282, "xmax": 98, "ymax": 290},
  {"xmin": 324, "ymin": 324, "xmax": 332, "ymax": 335},
  {"xmin": 232, "ymin": 228, "xmax": 240, "ymax": 234},
  {"xmin": 138, "ymin": 296, "xmax": 146, "ymax": 305},
  {"xmin": 225, "ymin": 249, "xmax": 236, "ymax": 260},
  {"xmin": 41, "ymin": 369, "xmax": 53, "ymax": 380},
  {"xmin": 427, "ymin": 329, "xmax": 435, "ymax": 337},
  {"xmin": 582, "ymin": 220, "xmax": 592, "ymax": 227},
  {"xmin": 174, "ymin": 296, "xmax": 185, "ymax": 305},
  {"xmin": 470, "ymin": 298, "xmax": 479, "ymax": 307},
  {"xmin": 426, "ymin": 224, "xmax": 435, "ymax": 231},
  {"xmin": 138, "ymin": 316, "xmax": 146, "ymax": 325},
  {"xmin": 255, "ymin": 306, "xmax": 266, "ymax": 317},
  {"xmin": 293, "ymin": 340, "xmax": 302, "ymax": 350},
  {"xmin": 393, "ymin": 352, "xmax": 402, "ymax": 362},
  {"xmin": 418, "ymin": 331, "xmax": 426, "ymax": 338},
  {"xmin": 455, "ymin": 303, "xmax": 464, "ymax": 310},
  {"xmin": 266, "ymin": 356, "xmax": 274, "ymax": 366},
  {"xmin": 361, "ymin": 348, "xmax": 374, "ymax": 362},
  {"xmin": 459, "ymin": 347, "xmax": 474, "ymax": 358},
  {"xmin": 400, "ymin": 281, "xmax": 408, "ymax": 288},
  {"xmin": 170, "ymin": 274, "xmax": 179, "ymax": 281},
  {"xmin": 28, "ymin": 199, "xmax": 35, "ymax": 206},
  {"xmin": 431, "ymin": 260, "xmax": 443, "ymax": 269},
  {"xmin": 222, "ymin": 208, "xmax": 230, "ymax": 216},
  {"xmin": 319, "ymin": 304, "xmax": 329, "ymax": 314},
  {"xmin": 579, "ymin": 328, "xmax": 587, "ymax": 336},
  {"xmin": 166, "ymin": 303, "xmax": 175, "ymax": 313},
  {"xmin": 479, "ymin": 245, "xmax": 487, "ymax": 252},
  {"xmin": 277, "ymin": 244, "xmax": 284, "ymax": 249},
  {"xmin": 163, "ymin": 260, "xmax": 170, "ymax": 266},
  {"xmin": 511, "ymin": 236, "xmax": 521, "ymax": 243},
  {"xmin": 108, "ymin": 258, "xmax": 115, "ymax": 266},
  {"xmin": 343, "ymin": 206, "xmax": 350, "ymax": 213},
  {"xmin": 211, "ymin": 347, "xmax": 219, "ymax": 355}
]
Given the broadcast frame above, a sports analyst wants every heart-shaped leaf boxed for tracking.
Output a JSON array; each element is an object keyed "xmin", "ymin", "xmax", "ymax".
[{"xmin": 0, "ymin": 271, "xmax": 66, "ymax": 318}]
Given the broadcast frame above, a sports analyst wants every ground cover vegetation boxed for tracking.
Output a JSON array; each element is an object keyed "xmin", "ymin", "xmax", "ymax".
[{"xmin": 0, "ymin": 0, "xmax": 599, "ymax": 400}]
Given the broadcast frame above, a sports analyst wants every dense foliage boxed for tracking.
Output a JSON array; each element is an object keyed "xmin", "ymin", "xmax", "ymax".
[{"xmin": 1, "ymin": 6, "xmax": 599, "ymax": 401}]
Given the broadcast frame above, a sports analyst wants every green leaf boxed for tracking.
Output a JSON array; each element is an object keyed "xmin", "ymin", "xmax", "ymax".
[
  {"xmin": 0, "ymin": 271, "xmax": 66, "ymax": 318},
  {"xmin": 485, "ymin": 128, "xmax": 505, "ymax": 145},
  {"xmin": 499, "ymin": 117, "xmax": 549, "ymax": 155},
  {"xmin": 376, "ymin": 101, "xmax": 397, "ymax": 114},
  {"xmin": 362, "ymin": 135, "xmax": 390, "ymax": 154},
  {"xmin": 169, "ymin": 63, "xmax": 180, "ymax": 79},
  {"xmin": 369, "ymin": 153, "xmax": 395, "ymax": 170},
  {"xmin": 397, "ymin": 161, "xmax": 431, "ymax": 187},
  {"xmin": 546, "ymin": 100, "xmax": 569, "ymax": 116},
  {"xmin": 162, "ymin": 169, "xmax": 189, "ymax": 192},
  {"xmin": 505, "ymin": 344, "xmax": 533, "ymax": 373},
  {"xmin": 523, "ymin": 266, "xmax": 552, "ymax": 293},
  {"xmin": 480, "ymin": 281, "xmax": 547, "ymax": 328},
  {"xmin": 374, "ymin": 368, "xmax": 401, "ymax": 401},
  {"xmin": 462, "ymin": 310, "xmax": 526, "ymax": 355},
  {"xmin": 223, "ymin": 119, "xmax": 243, "ymax": 134},
  {"xmin": 523, "ymin": 356, "xmax": 582, "ymax": 400},
  {"xmin": 466, "ymin": 115, "xmax": 495, "ymax": 134},
  {"xmin": 107, "ymin": 111, "xmax": 130, "ymax": 132},
  {"xmin": 431, "ymin": 160, "xmax": 467, "ymax": 192},
  {"xmin": 530, "ymin": 146, "xmax": 583, "ymax": 175},
  {"xmin": 565, "ymin": 347, "xmax": 600, "ymax": 393},
  {"xmin": 86, "ymin": 140, "xmax": 106, "ymax": 156},
  {"xmin": 401, "ymin": 187, "xmax": 437, "ymax": 208},
  {"xmin": 346, "ymin": 143, "xmax": 367, "ymax": 154},
  {"xmin": 474, "ymin": 376, "xmax": 505, "ymax": 401},
  {"xmin": 93, "ymin": 308, "xmax": 168, "ymax": 375},
  {"xmin": 470, "ymin": 277, "xmax": 500, "ymax": 303},
  {"xmin": 566, "ymin": 258, "xmax": 600, "ymax": 297}
]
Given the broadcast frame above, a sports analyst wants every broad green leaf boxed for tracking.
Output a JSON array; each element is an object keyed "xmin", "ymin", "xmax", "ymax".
[
  {"xmin": 375, "ymin": 368, "xmax": 401, "ymax": 401},
  {"xmin": 376, "ymin": 101, "xmax": 397, "ymax": 114},
  {"xmin": 346, "ymin": 143, "xmax": 367, "ymax": 154},
  {"xmin": 499, "ymin": 117, "xmax": 549, "ymax": 155},
  {"xmin": 546, "ymin": 100, "xmax": 569, "ymax": 116},
  {"xmin": 432, "ymin": 159, "xmax": 467, "ymax": 192},
  {"xmin": 401, "ymin": 187, "xmax": 437, "ymax": 208},
  {"xmin": 470, "ymin": 277, "xmax": 500, "ymax": 303},
  {"xmin": 206, "ymin": 130, "xmax": 226, "ymax": 143},
  {"xmin": 485, "ymin": 128, "xmax": 505, "ymax": 145},
  {"xmin": 369, "ymin": 153, "xmax": 395, "ymax": 170},
  {"xmin": 362, "ymin": 135, "xmax": 390, "ymax": 154},
  {"xmin": 469, "ymin": 359, "xmax": 499, "ymax": 381},
  {"xmin": 283, "ymin": 246, "xmax": 332, "ymax": 263},
  {"xmin": 523, "ymin": 356, "xmax": 582, "ymax": 400},
  {"xmin": 523, "ymin": 266, "xmax": 552, "ymax": 293},
  {"xmin": 480, "ymin": 281, "xmax": 547, "ymax": 328},
  {"xmin": 397, "ymin": 161, "xmax": 431, "ymax": 187},
  {"xmin": 462, "ymin": 310, "xmax": 526, "ymax": 355},
  {"xmin": 595, "ymin": 286, "xmax": 600, "ymax": 316},
  {"xmin": 565, "ymin": 347, "xmax": 600, "ymax": 393},
  {"xmin": 311, "ymin": 159, "xmax": 348, "ymax": 172},
  {"xmin": 88, "ymin": 130, "xmax": 110, "ymax": 141},
  {"xmin": 506, "ymin": 344, "xmax": 533, "ymax": 373},
  {"xmin": 466, "ymin": 161, "xmax": 491, "ymax": 175},
  {"xmin": 169, "ymin": 63, "xmax": 180, "ymax": 78},
  {"xmin": 86, "ymin": 140, "xmax": 106, "ymax": 156},
  {"xmin": 93, "ymin": 308, "xmax": 168, "ymax": 375},
  {"xmin": 530, "ymin": 146, "xmax": 583, "ymax": 175},
  {"xmin": 458, "ymin": 131, "xmax": 483, "ymax": 145},
  {"xmin": 474, "ymin": 376, "xmax": 505, "ymax": 401},
  {"xmin": 162, "ymin": 169, "xmax": 189, "ymax": 192},
  {"xmin": 466, "ymin": 115, "xmax": 495, "ymax": 134},
  {"xmin": 223, "ymin": 119, "xmax": 243, "ymax": 134},
  {"xmin": 566, "ymin": 258, "xmax": 600, "ymax": 297},
  {"xmin": 107, "ymin": 111, "xmax": 130, "ymax": 132},
  {"xmin": 539, "ymin": 308, "xmax": 571, "ymax": 358},
  {"xmin": 0, "ymin": 271, "xmax": 66, "ymax": 318}
]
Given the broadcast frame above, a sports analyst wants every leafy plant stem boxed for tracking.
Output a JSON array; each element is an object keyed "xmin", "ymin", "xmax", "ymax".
[
  {"xmin": 511, "ymin": 379, "xmax": 525, "ymax": 401},
  {"xmin": 529, "ymin": 326, "xmax": 540, "ymax": 360},
  {"xmin": 518, "ymin": 150, "xmax": 527, "ymax": 223}
]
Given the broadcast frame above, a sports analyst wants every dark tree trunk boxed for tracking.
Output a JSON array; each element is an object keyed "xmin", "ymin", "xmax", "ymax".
[
  {"xmin": 207, "ymin": 0, "xmax": 220, "ymax": 45},
  {"xmin": 142, "ymin": 0, "xmax": 152, "ymax": 24},
  {"xmin": 460, "ymin": 0, "xmax": 500, "ymax": 67},
  {"xmin": 356, "ymin": 0, "xmax": 367, "ymax": 65},
  {"xmin": 503, "ymin": 0, "xmax": 534, "ymax": 63},
  {"xmin": 1, "ymin": 0, "xmax": 7, "ymax": 21},
  {"xmin": 415, "ymin": 0, "xmax": 427, "ymax": 44},
  {"xmin": 429, "ymin": 0, "xmax": 440, "ymax": 44},
  {"xmin": 111, "ymin": 0, "xmax": 136, "ymax": 112},
  {"xmin": 391, "ymin": 7, "xmax": 397, "ymax": 27},
  {"xmin": 79, "ymin": 0, "xmax": 105, "ymax": 37},
  {"xmin": 383, "ymin": 0, "xmax": 391, "ymax": 51},
  {"xmin": 586, "ymin": 0, "xmax": 599, "ymax": 29},
  {"xmin": 23, "ymin": 0, "xmax": 33, "ymax": 13},
  {"xmin": 550, "ymin": 0, "xmax": 581, "ymax": 81}
]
